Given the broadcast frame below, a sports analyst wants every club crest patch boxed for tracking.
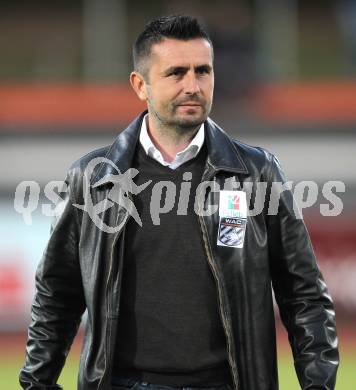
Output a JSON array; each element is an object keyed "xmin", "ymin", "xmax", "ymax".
[
  {"xmin": 217, "ymin": 217, "xmax": 247, "ymax": 248},
  {"xmin": 217, "ymin": 191, "xmax": 247, "ymax": 248}
]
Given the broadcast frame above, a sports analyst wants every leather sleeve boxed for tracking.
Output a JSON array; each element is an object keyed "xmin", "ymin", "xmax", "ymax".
[
  {"xmin": 19, "ymin": 170, "xmax": 86, "ymax": 389},
  {"xmin": 266, "ymin": 154, "xmax": 339, "ymax": 390}
]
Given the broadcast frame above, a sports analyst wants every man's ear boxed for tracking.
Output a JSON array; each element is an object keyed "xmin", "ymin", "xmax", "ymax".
[{"xmin": 130, "ymin": 71, "xmax": 148, "ymax": 101}]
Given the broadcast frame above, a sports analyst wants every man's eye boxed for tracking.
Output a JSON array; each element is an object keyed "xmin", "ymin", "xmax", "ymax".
[
  {"xmin": 170, "ymin": 70, "xmax": 184, "ymax": 76},
  {"xmin": 196, "ymin": 68, "xmax": 209, "ymax": 75}
]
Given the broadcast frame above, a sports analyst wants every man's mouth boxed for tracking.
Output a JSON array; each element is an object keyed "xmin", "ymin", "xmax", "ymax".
[{"xmin": 178, "ymin": 103, "xmax": 202, "ymax": 107}]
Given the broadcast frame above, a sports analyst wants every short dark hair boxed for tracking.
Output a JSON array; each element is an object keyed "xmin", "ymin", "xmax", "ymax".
[{"xmin": 133, "ymin": 15, "xmax": 213, "ymax": 78}]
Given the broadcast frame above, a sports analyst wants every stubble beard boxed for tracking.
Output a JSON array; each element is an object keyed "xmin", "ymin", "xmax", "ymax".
[{"xmin": 148, "ymin": 99, "xmax": 211, "ymax": 136}]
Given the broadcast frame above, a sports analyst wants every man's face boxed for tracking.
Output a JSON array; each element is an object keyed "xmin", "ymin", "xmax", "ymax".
[{"xmin": 138, "ymin": 38, "xmax": 214, "ymax": 129}]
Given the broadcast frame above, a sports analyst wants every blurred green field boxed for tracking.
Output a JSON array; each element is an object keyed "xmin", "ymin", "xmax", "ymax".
[{"xmin": 1, "ymin": 346, "xmax": 355, "ymax": 390}]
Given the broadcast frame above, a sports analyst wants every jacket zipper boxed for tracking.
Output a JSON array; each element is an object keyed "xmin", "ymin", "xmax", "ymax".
[{"xmin": 198, "ymin": 168, "xmax": 240, "ymax": 390}]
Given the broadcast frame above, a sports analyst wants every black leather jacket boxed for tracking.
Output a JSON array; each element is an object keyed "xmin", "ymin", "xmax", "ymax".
[{"xmin": 20, "ymin": 111, "xmax": 339, "ymax": 390}]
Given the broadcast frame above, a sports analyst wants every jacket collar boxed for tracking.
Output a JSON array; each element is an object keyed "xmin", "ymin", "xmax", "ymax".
[
  {"xmin": 90, "ymin": 110, "xmax": 248, "ymax": 188},
  {"xmin": 204, "ymin": 116, "xmax": 248, "ymax": 175}
]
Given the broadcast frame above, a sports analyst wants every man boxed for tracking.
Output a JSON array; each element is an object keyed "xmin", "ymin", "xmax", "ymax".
[{"xmin": 20, "ymin": 15, "xmax": 339, "ymax": 390}]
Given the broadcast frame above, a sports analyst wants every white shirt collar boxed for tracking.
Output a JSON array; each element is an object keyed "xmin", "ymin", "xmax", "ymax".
[{"xmin": 139, "ymin": 113, "xmax": 205, "ymax": 169}]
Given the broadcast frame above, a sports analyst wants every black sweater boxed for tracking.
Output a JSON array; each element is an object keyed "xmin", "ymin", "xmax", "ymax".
[{"xmin": 112, "ymin": 142, "xmax": 232, "ymax": 386}]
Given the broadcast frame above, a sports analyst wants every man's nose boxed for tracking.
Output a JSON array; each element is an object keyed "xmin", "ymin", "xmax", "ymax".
[{"xmin": 183, "ymin": 72, "xmax": 200, "ymax": 94}]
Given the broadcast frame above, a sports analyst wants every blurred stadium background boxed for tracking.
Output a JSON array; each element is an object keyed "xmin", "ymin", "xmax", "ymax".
[{"xmin": 0, "ymin": 0, "xmax": 355, "ymax": 389}]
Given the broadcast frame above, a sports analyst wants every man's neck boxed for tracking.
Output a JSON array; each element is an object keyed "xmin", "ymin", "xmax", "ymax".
[{"xmin": 146, "ymin": 114, "xmax": 200, "ymax": 163}]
